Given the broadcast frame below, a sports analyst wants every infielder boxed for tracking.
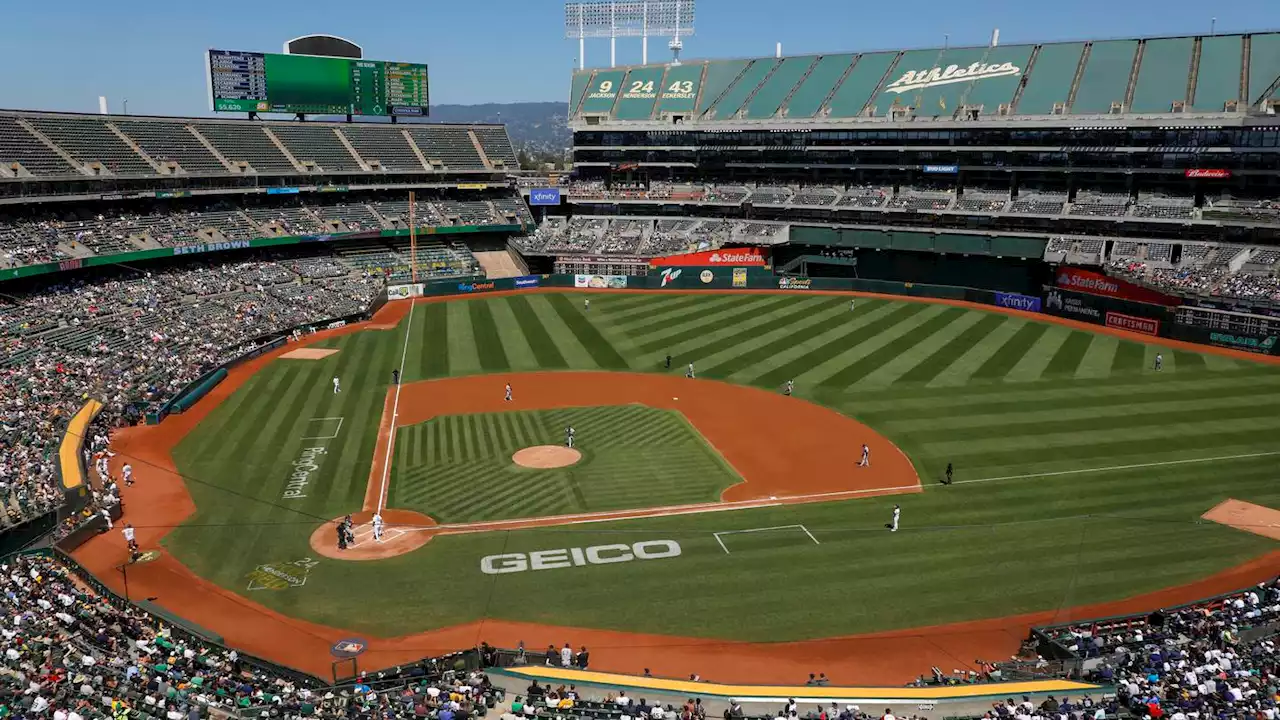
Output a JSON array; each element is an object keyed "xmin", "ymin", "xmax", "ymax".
[
  {"xmin": 566, "ymin": 426, "xmax": 576, "ymax": 449},
  {"xmin": 332, "ymin": 376, "xmax": 341, "ymax": 394},
  {"xmin": 1154, "ymin": 353, "xmax": 1163, "ymax": 372},
  {"xmin": 889, "ymin": 504, "xmax": 901, "ymax": 532},
  {"xmin": 784, "ymin": 380, "xmax": 794, "ymax": 396},
  {"xmin": 504, "ymin": 383, "xmax": 513, "ymax": 402},
  {"xmin": 122, "ymin": 463, "xmax": 133, "ymax": 487},
  {"xmin": 686, "ymin": 362, "xmax": 695, "ymax": 379},
  {"xmin": 122, "ymin": 524, "xmax": 137, "ymax": 553},
  {"xmin": 372, "ymin": 513, "xmax": 384, "ymax": 542},
  {"xmin": 858, "ymin": 443, "xmax": 870, "ymax": 467}
]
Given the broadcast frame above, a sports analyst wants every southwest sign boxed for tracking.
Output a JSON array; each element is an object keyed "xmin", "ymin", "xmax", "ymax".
[
  {"xmin": 650, "ymin": 248, "xmax": 768, "ymax": 267},
  {"xmin": 885, "ymin": 61, "xmax": 1021, "ymax": 94}
]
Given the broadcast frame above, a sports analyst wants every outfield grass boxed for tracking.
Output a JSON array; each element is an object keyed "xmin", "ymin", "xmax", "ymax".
[
  {"xmin": 165, "ymin": 292, "xmax": 1280, "ymax": 640},
  {"xmin": 390, "ymin": 405, "xmax": 741, "ymax": 523}
]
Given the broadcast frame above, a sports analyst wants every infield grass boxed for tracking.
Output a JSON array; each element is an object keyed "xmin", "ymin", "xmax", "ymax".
[{"xmin": 165, "ymin": 292, "xmax": 1280, "ymax": 640}]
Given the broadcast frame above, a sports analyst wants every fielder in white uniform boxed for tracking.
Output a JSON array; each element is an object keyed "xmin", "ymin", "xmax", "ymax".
[
  {"xmin": 859, "ymin": 443, "xmax": 870, "ymax": 467},
  {"xmin": 890, "ymin": 505, "xmax": 901, "ymax": 532},
  {"xmin": 504, "ymin": 383, "xmax": 513, "ymax": 402},
  {"xmin": 686, "ymin": 363, "xmax": 695, "ymax": 379},
  {"xmin": 850, "ymin": 299, "xmax": 856, "ymax": 312},
  {"xmin": 122, "ymin": 524, "xmax": 137, "ymax": 551},
  {"xmin": 584, "ymin": 299, "xmax": 591, "ymax": 311},
  {"xmin": 122, "ymin": 463, "xmax": 133, "ymax": 487},
  {"xmin": 372, "ymin": 513, "xmax": 384, "ymax": 541},
  {"xmin": 332, "ymin": 377, "xmax": 341, "ymax": 394}
]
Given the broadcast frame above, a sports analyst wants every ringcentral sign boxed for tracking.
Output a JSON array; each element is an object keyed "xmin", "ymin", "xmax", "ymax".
[{"xmin": 480, "ymin": 540, "xmax": 681, "ymax": 574}]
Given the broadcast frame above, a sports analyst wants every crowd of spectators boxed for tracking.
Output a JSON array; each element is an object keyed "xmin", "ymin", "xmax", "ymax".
[
  {"xmin": 0, "ymin": 250, "xmax": 383, "ymax": 530},
  {"xmin": 1107, "ymin": 255, "xmax": 1280, "ymax": 303},
  {"xmin": 523, "ymin": 217, "xmax": 769, "ymax": 257},
  {"xmin": 0, "ymin": 552, "xmax": 504, "ymax": 720}
]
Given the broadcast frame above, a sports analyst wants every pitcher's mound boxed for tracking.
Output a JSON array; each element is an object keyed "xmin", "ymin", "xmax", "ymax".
[
  {"xmin": 281, "ymin": 348, "xmax": 338, "ymax": 360},
  {"xmin": 513, "ymin": 445, "xmax": 582, "ymax": 469}
]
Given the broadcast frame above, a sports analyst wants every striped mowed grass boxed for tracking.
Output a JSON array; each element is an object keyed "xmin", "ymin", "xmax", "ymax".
[
  {"xmin": 390, "ymin": 405, "xmax": 740, "ymax": 523},
  {"xmin": 163, "ymin": 292, "xmax": 1280, "ymax": 640}
]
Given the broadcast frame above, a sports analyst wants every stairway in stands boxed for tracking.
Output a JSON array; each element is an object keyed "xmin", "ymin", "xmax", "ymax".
[{"xmin": 473, "ymin": 250, "xmax": 528, "ymax": 279}]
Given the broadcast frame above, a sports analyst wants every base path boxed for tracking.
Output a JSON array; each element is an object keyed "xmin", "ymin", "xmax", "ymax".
[
  {"xmin": 1202, "ymin": 499, "xmax": 1280, "ymax": 541},
  {"xmin": 66, "ymin": 295, "xmax": 1280, "ymax": 686}
]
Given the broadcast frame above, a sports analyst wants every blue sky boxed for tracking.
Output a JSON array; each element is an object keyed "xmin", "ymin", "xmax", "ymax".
[{"xmin": 0, "ymin": 0, "xmax": 1274, "ymax": 116}]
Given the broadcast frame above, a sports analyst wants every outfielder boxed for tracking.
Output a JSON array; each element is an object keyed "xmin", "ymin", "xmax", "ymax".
[
  {"xmin": 858, "ymin": 443, "xmax": 870, "ymax": 467},
  {"xmin": 1154, "ymin": 353, "xmax": 1163, "ymax": 372},
  {"xmin": 372, "ymin": 513, "xmax": 384, "ymax": 542},
  {"xmin": 889, "ymin": 504, "xmax": 901, "ymax": 532},
  {"xmin": 504, "ymin": 383, "xmax": 513, "ymax": 402},
  {"xmin": 332, "ymin": 376, "xmax": 341, "ymax": 394},
  {"xmin": 784, "ymin": 380, "xmax": 794, "ymax": 396},
  {"xmin": 584, "ymin": 298, "xmax": 591, "ymax": 311},
  {"xmin": 850, "ymin": 299, "xmax": 856, "ymax": 312},
  {"xmin": 686, "ymin": 362, "xmax": 695, "ymax": 379}
]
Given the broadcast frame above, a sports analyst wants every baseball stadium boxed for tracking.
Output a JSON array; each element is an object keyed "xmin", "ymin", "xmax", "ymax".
[{"xmin": 3, "ymin": 4, "xmax": 1280, "ymax": 720}]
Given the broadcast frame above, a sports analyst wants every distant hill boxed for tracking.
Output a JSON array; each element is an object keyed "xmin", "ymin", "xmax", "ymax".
[{"xmin": 429, "ymin": 102, "xmax": 569, "ymax": 157}]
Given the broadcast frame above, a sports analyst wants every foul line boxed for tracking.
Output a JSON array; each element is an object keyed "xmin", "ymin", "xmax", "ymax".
[
  {"xmin": 376, "ymin": 300, "xmax": 416, "ymax": 514},
  {"xmin": 395, "ymin": 450, "xmax": 1280, "ymax": 537}
]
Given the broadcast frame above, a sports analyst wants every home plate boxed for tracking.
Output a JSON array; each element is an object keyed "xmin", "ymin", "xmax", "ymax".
[{"xmin": 673, "ymin": 397, "xmax": 679, "ymax": 400}]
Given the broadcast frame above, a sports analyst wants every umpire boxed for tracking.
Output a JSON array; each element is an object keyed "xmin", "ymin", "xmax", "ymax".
[{"xmin": 392, "ymin": 368, "xmax": 400, "ymax": 385}]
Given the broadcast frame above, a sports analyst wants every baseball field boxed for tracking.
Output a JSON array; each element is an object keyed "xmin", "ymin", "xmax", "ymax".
[{"xmin": 82, "ymin": 290, "xmax": 1280, "ymax": 682}]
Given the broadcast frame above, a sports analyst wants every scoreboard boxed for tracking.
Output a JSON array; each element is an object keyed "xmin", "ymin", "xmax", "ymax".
[{"xmin": 207, "ymin": 49, "xmax": 429, "ymax": 117}]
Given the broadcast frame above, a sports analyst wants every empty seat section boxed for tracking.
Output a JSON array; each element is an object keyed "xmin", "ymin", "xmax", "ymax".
[
  {"xmin": 28, "ymin": 116, "xmax": 153, "ymax": 175},
  {"xmin": 1129, "ymin": 38, "xmax": 1193, "ymax": 113},
  {"xmin": 473, "ymin": 127, "xmax": 519, "ymax": 168},
  {"xmin": 695, "ymin": 60, "xmax": 750, "ymax": 115},
  {"xmin": 195, "ymin": 123, "xmax": 296, "ymax": 173},
  {"xmin": 826, "ymin": 52, "xmax": 897, "ymax": 117},
  {"xmin": 1248, "ymin": 32, "xmax": 1280, "ymax": 106},
  {"xmin": 744, "ymin": 56, "xmax": 814, "ymax": 119},
  {"xmin": 1071, "ymin": 41, "xmax": 1138, "ymax": 114},
  {"xmin": 783, "ymin": 55, "xmax": 855, "ymax": 118},
  {"xmin": 703, "ymin": 58, "xmax": 777, "ymax": 119},
  {"xmin": 614, "ymin": 67, "xmax": 665, "ymax": 120},
  {"xmin": 569, "ymin": 70, "xmax": 592, "ymax": 115},
  {"xmin": 653, "ymin": 63, "xmax": 704, "ymax": 116},
  {"xmin": 0, "ymin": 116, "xmax": 76, "ymax": 176},
  {"xmin": 113, "ymin": 121, "xmax": 225, "ymax": 173},
  {"xmin": 1191, "ymin": 35, "xmax": 1244, "ymax": 112},
  {"xmin": 339, "ymin": 126, "xmax": 423, "ymax": 171},
  {"xmin": 1016, "ymin": 42, "xmax": 1085, "ymax": 114},
  {"xmin": 268, "ymin": 125, "xmax": 362, "ymax": 172},
  {"xmin": 580, "ymin": 70, "xmax": 626, "ymax": 114},
  {"xmin": 407, "ymin": 127, "xmax": 485, "ymax": 170}
]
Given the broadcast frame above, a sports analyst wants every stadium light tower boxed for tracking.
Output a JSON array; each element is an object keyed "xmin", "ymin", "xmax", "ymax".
[{"xmin": 565, "ymin": 0, "xmax": 695, "ymax": 69}]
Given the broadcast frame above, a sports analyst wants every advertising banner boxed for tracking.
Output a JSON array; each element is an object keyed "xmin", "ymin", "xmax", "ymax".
[
  {"xmin": 456, "ymin": 280, "xmax": 497, "ymax": 293},
  {"xmin": 650, "ymin": 247, "xmax": 769, "ymax": 267},
  {"xmin": 1185, "ymin": 169, "xmax": 1231, "ymax": 179},
  {"xmin": 778, "ymin": 277, "xmax": 812, "ymax": 290},
  {"xmin": 528, "ymin": 188, "xmax": 562, "ymax": 206},
  {"xmin": 575, "ymin": 274, "xmax": 629, "ymax": 289},
  {"xmin": 922, "ymin": 164, "xmax": 959, "ymax": 174},
  {"xmin": 732, "ymin": 268, "xmax": 748, "ymax": 288},
  {"xmin": 1054, "ymin": 267, "xmax": 1178, "ymax": 306},
  {"xmin": 1043, "ymin": 287, "xmax": 1103, "ymax": 322},
  {"xmin": 1169, "ymin": 324, "xmax": 1280, "ymax": 355},
  {"xmin": 994, "ymin": 291, "xmax": 1041, "ymax": 313},
  {"xmin": 514, "ymin": 275, "xmax": 541, "ymax": 288},
  {"xmin": 387, "ymin": 284, "xmax": 423, "ymax": 300},
  {"xmin": 1105, "ymin": 312, "xmax": 1160, "ymax": 336}
]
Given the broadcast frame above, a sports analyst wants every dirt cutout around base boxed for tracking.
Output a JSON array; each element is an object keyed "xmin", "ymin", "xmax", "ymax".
[
  {"xmin": 309, "ymin": 509, "xmax": 437, "ymax": 561},
  {"xmin": 513, "ymin": 445, "xmax": 582, "ymax": 469},
  {"xmin": 1202, "ymin": 499, "xmax": 1280, "ymax": 541},
  {"xmin": 280, "ymin": 348, "xmax": 339, "ymax": 360}
]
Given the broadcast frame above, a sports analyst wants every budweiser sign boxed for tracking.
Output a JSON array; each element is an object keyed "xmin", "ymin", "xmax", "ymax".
[
  {"xmin": 885, "ymin": 61, "xmax": 1021, "ymax": 94},
  {"xmin": 1185, "ymin": 168, "xmax": 1231, "ymax": 179},
  {"xmin": 650, "ymin": 247, "xmax": 768, "ymax": 267}
]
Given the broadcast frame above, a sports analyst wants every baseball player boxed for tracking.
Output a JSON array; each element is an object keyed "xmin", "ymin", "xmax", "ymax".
[
  {"xmin": 391, "ymin": 368, "xmax": 400, "ymax": 385},
  {"xmin": 584, "ymin": 298, "xmax": 591, "ymax": 311},
  {"xmin": 944, "ymin": 462, "xmax": 953, "ymax": 485},
  {"xmin": 122, "ymin": 463, "xmax": 133, "ymax": 487},
  {"xmin": 504, "ymin": 383, "xmax": 513, "ymax": 402},
  {"xmin": 665, "ymin": 355, "xmax": 672, "ymax": 370},
  {"xmin": 372, "ymin": 513, "xmax": 384, "ymax": 542},
  {"xmin": 122, "ymin": 524, "xmax": 137, "ymax": 553},
  {"xmin": 332, "ymin": 376, "xmax": 341, "ymax": 394},
  {"xmin": 1154, "ymin": 353, "xmax": 1163, "ymax": 372},
  {"xmin": 889, "ymin": 504, "xmax": 901, "ymax": 532},
  {"xmin": 784, "ymin": 380, "xmax": 794, "ymax": 396},
  {"xmin": 568, "ymin": 426, "xmax": 576, "ymax": 449},
  {"xmin": 686, "ymin": 362, "xmax": 695, "ymax": 379},
  {"xmin": 850, "ymin": 298, "xmax": 856, "ymax": 312},
  {"xmin": 858, "ymin": 443, "xmax": 870, "ymax": 467}
]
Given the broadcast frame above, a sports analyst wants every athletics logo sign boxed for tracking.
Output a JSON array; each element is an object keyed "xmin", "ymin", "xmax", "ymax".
[
  {"xmin": 246, "ymin": 557, "xmax": 318, "ymax": 591},
  {"xmin": 885, "ymin": 62, "xmax": 1021, "ymax": 93}
]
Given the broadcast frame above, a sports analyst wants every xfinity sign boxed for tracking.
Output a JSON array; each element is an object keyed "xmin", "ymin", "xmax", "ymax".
[
  {"xmin": 480, "ymin": 540, "xmax": 682, "ymax": 574},
  {"xmin": 529, "ymin": 188, "xmax": 561, "ymax": 206}
]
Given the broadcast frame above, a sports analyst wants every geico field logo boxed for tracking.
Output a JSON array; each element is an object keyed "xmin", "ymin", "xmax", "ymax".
[{"xmin": 481, "ymin": 540, "xmax": 681, "ymax": 574}]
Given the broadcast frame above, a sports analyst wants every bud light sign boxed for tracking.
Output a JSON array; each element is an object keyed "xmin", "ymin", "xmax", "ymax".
[
  {"xmin": 529, "ymin": 188, "xmax": 561, "ymax": 206},
  {"xmin": 994, "ymin": 292, "xmax": 1041, "ymax": 313}
]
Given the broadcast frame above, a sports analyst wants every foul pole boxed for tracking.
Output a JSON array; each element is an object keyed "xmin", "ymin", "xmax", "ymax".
[{"xmin": 409, "ymin": 191, "xmax": 418, "ymax": 284}]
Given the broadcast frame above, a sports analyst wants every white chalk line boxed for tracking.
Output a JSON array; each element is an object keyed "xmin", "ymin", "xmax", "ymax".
[
  {"xmin": 394, "ymin": 450, "xmax": 1280, "ymax": 537},
  {"xmin": 376, "ymin": 300, "xmax": 416, "ymax": 515},
  {"xmin": 712, "ymin": 524, "xmax": 822, "ymax": 554},
  {"xmin": 302, "ymin": 416, "xmax": 344, "ymax": 440}
]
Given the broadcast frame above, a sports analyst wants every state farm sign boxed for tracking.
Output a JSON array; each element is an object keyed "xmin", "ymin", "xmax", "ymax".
[
  {"xmin": 650, "ymin": 248, "xmax": 768, "ymax": 267},
  {"xmin": 1055, "ymin": 267, "xmax": 1177, "ymax": 306}
]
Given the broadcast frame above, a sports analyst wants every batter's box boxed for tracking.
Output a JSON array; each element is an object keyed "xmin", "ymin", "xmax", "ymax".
[
  {"xmin": 713, "ymin": 524, "xmax": 820, "ymax": 555},
  {"xmin": 1201, "ymin": 499, "xmax": 1280, "ymax": 541},
  {"xmin": 303, "ymin": 417, "xmax": 344, "ymax": 440}
]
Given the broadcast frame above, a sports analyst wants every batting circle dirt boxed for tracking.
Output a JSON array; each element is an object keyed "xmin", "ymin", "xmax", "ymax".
[{"xmin": 512, "ymin": 445, "xmax": 583, "ymax": 469}]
